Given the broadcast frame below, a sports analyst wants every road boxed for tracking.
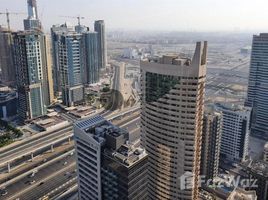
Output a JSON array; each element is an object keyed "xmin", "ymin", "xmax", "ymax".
[
  {"xmin": 0, "ymin": 126, "xmax": 73, "ymax": 168},
  {"xmin": 1, "ymin": 152, "xmax": 76, "ymax": 200}
]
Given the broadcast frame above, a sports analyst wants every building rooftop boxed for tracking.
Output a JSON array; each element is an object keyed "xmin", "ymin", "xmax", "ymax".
[
  {"xmin": 68, "ymin": 106, "xmax": 96, "ymax": 118},
  {"xmin": 76, "ymin": 115, "xmax": 128, "ymax": 145},
  {"xmin": 143, "ymin": 55, "xmax": 192, "ymax": 66},
  {"xmin": 75, "ymin": 115, "xmax": 146, "ymax": 167},
  {"xmin": 32, "ymin": 115, "xmax": 69, "ymax": 131},
  {"xmin": 227, "ymin": 188, "xmax": 257, "ymax": 200},
  {"xmin": 104, "ymin": 140, "xmax": 147, "ymax": 168},
  {"xmin": 245, "ymin": 160, "xmax": 268, "ymax": 178},
  {"xmin": 0, "ymin": 86, "xmax": 16, "ymax": 103},
  {"xmin": 215, "ymin": 103, "xmax": 251, "ymax": 112}
]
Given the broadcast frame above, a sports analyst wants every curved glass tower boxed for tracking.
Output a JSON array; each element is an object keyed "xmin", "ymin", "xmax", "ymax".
[{"xmin": 140, "ymin": 42, "xmax": 207, "ymax": 200}]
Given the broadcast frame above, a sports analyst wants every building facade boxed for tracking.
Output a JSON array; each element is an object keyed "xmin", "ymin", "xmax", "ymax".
[
  {"xmin": 216, "ymin": 103, "xmax": 251, "ymax": 162},
  {"xmin": 57, "ymin": 32, "xmax": 85, "ymax": 106},
  {"xmin": 245, "ymin": 33, "xmax": 268, "ymax": 138},
  {"xmin": 84, "ymin": 32, "xmax": 99, "ymax": 84},
  {"xmin": 263, "ymin": 142, "xmax": 268, "ymax": 162},
  {"xmin": 0, "ymin": 26, "xmax": 16, "ymax": 85},
  {"xmin": 23, "ymin": 0, "xmax": 42, "ymax": 31},
  {"xmin": 140, "ymin": 42, "xmax": 207, "ymax": 199},
  {"xmin": 94, "ymin": 20, "xmax": 107, "ymax": 69},
  {"xmin": 51, "ymin": 23, "xmax": 101, "ymax": 105},
  {"xmin": 13, "ymin": 31, "xmax": 47, "ymax": 120},
  {"xmin": 201, "ymin": 107, "xmax": 222, "ymax": 181},
  {"xmin": 74, "ymin": 115, "xmax": 148, "ymax": 200}
]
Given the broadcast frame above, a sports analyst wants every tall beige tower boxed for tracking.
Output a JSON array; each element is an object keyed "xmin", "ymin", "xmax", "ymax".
[
  {"xmin": 140, "ymin": 42, "xmax": 207, "ymax": 200},
  {"xmin": 44, "ymin": 35, "xmax": 54, "ymax": 104}
]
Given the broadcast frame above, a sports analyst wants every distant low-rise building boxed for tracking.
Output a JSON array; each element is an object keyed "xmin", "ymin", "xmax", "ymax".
[{"xmin": 32, "ymin": 115, "xmax": 69, "ymax": 131}]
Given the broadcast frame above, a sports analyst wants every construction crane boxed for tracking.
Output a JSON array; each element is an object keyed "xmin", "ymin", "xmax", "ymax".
[
  {"xmin": 0, "ymin": 9, "xmax": 26, "ymax": 31},
  {"xmin": 59, "ymin": 15, "xmax": 85, "ymax": 26}
]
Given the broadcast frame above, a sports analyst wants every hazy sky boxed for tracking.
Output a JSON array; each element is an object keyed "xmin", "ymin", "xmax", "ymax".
[{"xmin": 1, "ymin": 0, "xmax": 268, "ymax": 32}]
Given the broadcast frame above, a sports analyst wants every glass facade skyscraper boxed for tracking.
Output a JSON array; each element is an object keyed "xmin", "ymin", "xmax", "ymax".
[
  {"xmin": 94, "ymin": 20, "xmax": 107, "ymax": 69},
  {"xmin": 51, "ymin": 23, "xmax": 101, "ymax": 105},
  {"xmin": 245, "ymin": 33, "xmax": 268, "ymax": 139},
  {"xmin": 13, "ymin": 31, "xmax": 47, "ymax": 119},
  {"xmin": 84, "ymin": 32, "xmax": 99, "ymax": 84},
  {"xmin": 58, "ymin": 32, "xmax": 85, "ymax": 106}
]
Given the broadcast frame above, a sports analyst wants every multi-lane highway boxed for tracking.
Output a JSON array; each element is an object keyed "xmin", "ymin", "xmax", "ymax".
[
  {"xmin": 0, "ymin": 126, "xmax": 73, "ymax": 171},
  {"xmin": 1, "ymin": 150, "xmax": 76, "ymax": 200}
]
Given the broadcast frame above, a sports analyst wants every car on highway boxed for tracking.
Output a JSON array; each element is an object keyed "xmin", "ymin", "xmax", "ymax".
[
  {"xmin": 64, "ymin": 172, "xmax": 70, "ymax": 176},
  {"xmin": 0, "ymin": 189, "xmax": 8, "ymax": 196},
  {"xmin": 39, "ymin": 182, "xmax": 44, "ymax": 186},
  {"xmin": 63, "ymin": 161, "xmax": 68, "ymax": 166},
  {"xmin": 30, "ymin": 180, "xmax": 36, "ymax": 185}
]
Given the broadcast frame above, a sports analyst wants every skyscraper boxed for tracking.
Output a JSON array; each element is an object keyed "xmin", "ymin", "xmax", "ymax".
[
  {"xmin": 74, "ymin": 115, "xmax": 148, "ymax": 200},
  {"xmin": 201, "ymin": 107, "xmax": 222, "ymax": 181},
  {"xmin": 57, "ymin": 32, "xmax": 85, "ymax": 106},
  {"xmin": 0, "ymin": 26, "xmax": 16, "ymax": 85},
  {"xmin": 94, "ymin": 20, "xmax": 107, "ymax": 69},
  {"xmin": 51, "ymin": 23, "xmax": 100, "ymax": 105},
  {"xmin": 44, "ymin": 35, "xmax": 54, "ymax": 104},
  {"xmin": 245, "ymin": 33, "xmax": 268, "ymax": 139},
  {"xmin": 216, "ymin": 103, "xmax": 251, "ymax": 162},
  {"xmin": 51, "ymin": 23, "xmax": 74, "ymax": 95},
  {"xmin": 84, "ymin": 32, "xmax": 99, "ymax": 84},
  {"xmin": 140, "ymin": 42, "xmax": 207, "ymax": 199},
  {"xmin": 23, "ymin": 0, "xmax": 42, "ymax": 31},
  {"xmin": 13, "ymin": 31, "xmax": 47, "ymax": 120}
]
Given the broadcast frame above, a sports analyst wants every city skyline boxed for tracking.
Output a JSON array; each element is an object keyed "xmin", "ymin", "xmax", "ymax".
[{"xmin": 1, "ymin": 0, "xmax": 268, "ymax": 32}]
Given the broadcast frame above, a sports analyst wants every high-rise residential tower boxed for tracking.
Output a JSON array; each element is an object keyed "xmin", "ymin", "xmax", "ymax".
[
  {"xmin": 0, "ymin": 26, "xmax": 16, "ymax": 85},
  {"xmin": 24, "ymin": 0, "xmax": 42, "ymax": 31},
  {"xmin": 245, "ymin": 33, "xmax": 268, "ymax": 139},
  {"xmin": 140, "ymin": 42, "xmax": 207, "ymax": 200},
  {"xmin": 94, "ymin": 20, "xmax": 107, "ymax": 69},
  {"xmin": 216, "ymin": 103, "xmax": 251, "ymax": 163},
  {"xmin": 13, "ymin": 31, "xmax": 48, "ymax": 120},
  {"xmin": 83, "ymin": 32, "xmax": 99, "ymax": 84},
  {"xmin": 57, "ymin": 32, "xmax": 85, "ymax": 106},
  {"xmin": 74, "ymin": 115, "xmax": 148, "ymax": 200},
  {"xmin": 51, "ymin": 23, "xmax": 75, "ymax": 95},
  {"xmin": 201, "ymin": 107, "xmax": 222, "ymax": 181},
  {"xmin": 51, "ymin": 23, "xmax": 100, "ymax": 104}
]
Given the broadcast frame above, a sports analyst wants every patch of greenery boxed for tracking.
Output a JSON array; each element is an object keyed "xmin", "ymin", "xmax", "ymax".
[
  {"xmin": 0, "ymin": 134, "xmax": 13, "ymax": 148},
  {"xmin": 102, "ymin": 87, "xmax": 110, "ymax": 93},
  {"xmin": 0, "ymin": 119, "xmax": 23, "ymax": 148}
]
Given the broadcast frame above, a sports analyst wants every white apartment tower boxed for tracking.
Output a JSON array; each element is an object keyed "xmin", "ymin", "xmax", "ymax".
[
  {"xmin": 140, "ymin": 42, "xmax": 207, "ymax": 200},
  {"xmin": 216, "ymin": 103, "xmax": 251, "ymax": 162}
]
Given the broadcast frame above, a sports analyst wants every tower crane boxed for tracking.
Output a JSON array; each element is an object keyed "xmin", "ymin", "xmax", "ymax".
[
  {"xmin": 0, "ymin": 9, "xmax": 26, "ymax": 31},
  {"xmin": 59, "ymin": 15, "xmax": 85, "ymax": 26}
]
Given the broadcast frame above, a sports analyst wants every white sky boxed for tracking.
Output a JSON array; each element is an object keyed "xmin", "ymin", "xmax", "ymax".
[{"xmin": 1, "ymin": 0, "xmax": 268, "ymax": 32}]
